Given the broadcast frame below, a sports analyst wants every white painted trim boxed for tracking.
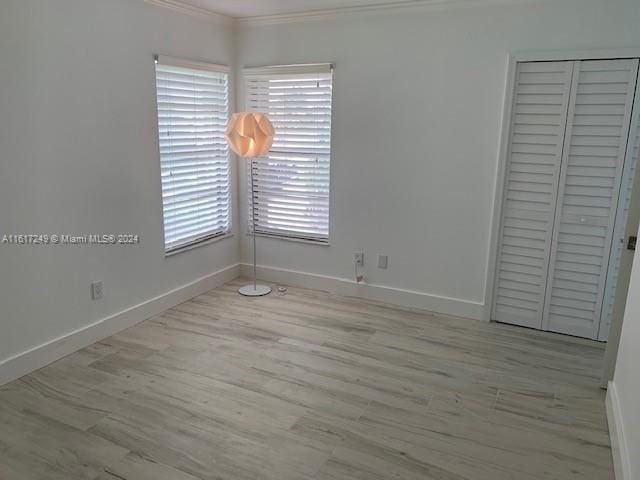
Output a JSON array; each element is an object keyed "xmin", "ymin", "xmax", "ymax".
[
  {"xmin": 245, "ymin": 231, "xmax": 331, "ymax": 246},
  {"xmin": 511, "ymin": 48, "xmax": 640, "ymax": 62},
  {"xmin": 143, "ymin": 0, "xmax": 551, "ymax": 26},
  {"xmin": 236, "ymin": 0, "xmax": 546, "ymax": 26},
  {"xmin": 155, "ymin": 54, "xmax": 231, "ymax": 74},
  {"xmin": 0, "ymin": 264, "xmax": 241, "ymax": 387},
  {"xmin": 241, "ymin": 263, "xmax": 484, "ymax": 320},
  {"xmin": 483, "ymin": 47, "xmax": 640, "ymax": 322},
  {"xmin": 143, "ymin": 0, "xmax": 233, "ymax": 24},
  {"xmin": 244, "ymin": 63, "xmax": 333, "ymax": 77},
  {"xmin": 165, "ymin": 232, "xmax": 235, "ymax": 257},
  {"xmin": 606, "ymin": 381, "xmax": 632, "ymax": 480},
  {"xmin": 483, "ymin": 52, "xmax": 518, "ymax": 322}
]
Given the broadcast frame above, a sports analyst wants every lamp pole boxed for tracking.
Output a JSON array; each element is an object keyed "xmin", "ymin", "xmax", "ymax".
[{"xmin": 250, "ymin": 157, "xmax": 257, "ymax": 290}]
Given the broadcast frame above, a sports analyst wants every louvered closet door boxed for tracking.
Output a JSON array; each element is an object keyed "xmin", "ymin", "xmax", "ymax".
[
  {"xmin": 599, "ymin": 91, "xmax": 640, "ymax": 341},
  {"xmin": 543, "ymin": 59, "xmax": 639, "ymax": 339},
  {"xmin": 492, "ymin": 61, "xmax": 574, "ymax": 328}
]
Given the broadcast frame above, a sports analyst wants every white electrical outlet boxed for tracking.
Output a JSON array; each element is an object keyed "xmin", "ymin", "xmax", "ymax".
[
  {"xmin": 353, "ymin": 252, "xmax": 364, "ymax": 266},
  {"xmin": 91, "ymin": 281, "xmax": 103, "ymax": 300},
  {"xmin": 377, "ymin": 254, "xmax": 388, "ymax": 269}
]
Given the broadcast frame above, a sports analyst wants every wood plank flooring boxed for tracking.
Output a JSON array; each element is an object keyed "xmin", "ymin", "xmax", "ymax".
[{"xmin": 0, "ymin": 279, "xmax": 613, "ymax": 479}]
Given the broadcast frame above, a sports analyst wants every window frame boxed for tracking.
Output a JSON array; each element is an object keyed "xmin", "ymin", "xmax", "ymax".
[
  {"xmin": 243, "ymin": 63, "xmax": 334, "ymax": 245},
  {"xmin": 154, "ymin": 55, "xmax": 233, "ymax": 255}
]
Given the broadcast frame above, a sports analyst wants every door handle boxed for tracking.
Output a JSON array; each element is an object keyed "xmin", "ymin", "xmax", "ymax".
[{"xmin": 628, "ymin": 236, "xmax": 637, "ymax": 251}]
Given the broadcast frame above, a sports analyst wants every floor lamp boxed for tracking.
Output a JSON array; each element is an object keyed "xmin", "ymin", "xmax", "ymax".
[{"xmin": 225, "ymin": 112, "xmax": 275, "ymax": 297}]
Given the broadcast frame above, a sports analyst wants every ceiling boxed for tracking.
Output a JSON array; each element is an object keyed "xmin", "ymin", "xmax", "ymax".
[{"xmin": 177, "ymin": 0, "xmax": 424, "ymax": 18}]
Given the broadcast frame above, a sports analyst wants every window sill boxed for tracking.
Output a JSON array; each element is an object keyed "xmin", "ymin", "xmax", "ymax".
[
  {"xmin": 165, "ymin": 232, "xmax": 234, "ymax": 257},
  {"xmin": 247, "ymin": 231, "xmax": 330, "ymax": 246}
]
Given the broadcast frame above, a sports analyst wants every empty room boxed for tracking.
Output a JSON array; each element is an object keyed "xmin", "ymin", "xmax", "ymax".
[{"xmin": 2, "ymin": 0, "xmax": 640, "ymax": 478}]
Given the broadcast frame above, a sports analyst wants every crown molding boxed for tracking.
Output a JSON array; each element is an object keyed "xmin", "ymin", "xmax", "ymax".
[
  {"xmin": 236, "ymin": 0, "xmax": 548, "ymax": 27},
  {"xmin": 145, "ymin": 0, "xmax": 548, "ymax": 27},
  {"xmin": 144, "ymin": 0, "xmax": 233, "ymax": 25}
]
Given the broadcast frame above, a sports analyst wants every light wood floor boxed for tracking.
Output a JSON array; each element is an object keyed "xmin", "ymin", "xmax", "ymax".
[{"xmin": 0, "ymin": 279, "xmax": 613, "ymax": 480}]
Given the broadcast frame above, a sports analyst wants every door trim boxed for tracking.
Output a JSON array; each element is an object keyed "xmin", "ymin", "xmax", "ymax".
[{"xmin": 484, "ymin": 47, "xmax": 640, "ymax": 323}]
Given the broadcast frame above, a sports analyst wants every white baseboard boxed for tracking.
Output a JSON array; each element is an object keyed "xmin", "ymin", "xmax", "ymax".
[
  {"xmin": 607, "ymin": 381, "xmax": 631, "ymax": 480},
  {"xmin": 240, "ymin": 263, "xmax": 484, "ymax": 320},
  {"xmin": 0, "ymin": 263, "xmax": 241, "ymax": 387}
]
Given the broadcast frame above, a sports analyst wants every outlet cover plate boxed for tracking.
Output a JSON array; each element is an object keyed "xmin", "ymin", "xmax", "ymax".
[{"xmin": 91, "ymin": 281, "xmax": 103, "ymax": 300}]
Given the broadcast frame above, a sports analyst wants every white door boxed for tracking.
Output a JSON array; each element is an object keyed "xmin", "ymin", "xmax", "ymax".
[
  {"xmin": 599, "ymin": 86, "xmax": 640, "ymax": 341},
  {"xmin": 493, "ymin": 58, "xmax": 640, "ymax": 339},
  {"xmin": 493, "ymin": 61, "xmax": 574, "ymax": 329},
  {"xmin": 543, "ymin": 59, "xmax": 639, "ymax": 339},
  {"xmin": 601, "ymin": 102, "xmax": 640, "ymax": 383}
]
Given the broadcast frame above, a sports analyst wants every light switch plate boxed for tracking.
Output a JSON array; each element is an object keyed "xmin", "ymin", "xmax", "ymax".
[{"xmin": 377, "ymin": 254, "xmax": 388, "ymax": 269}]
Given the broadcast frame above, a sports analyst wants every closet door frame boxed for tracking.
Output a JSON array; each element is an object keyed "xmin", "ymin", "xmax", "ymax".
[{"xmin": 485, "ymin": 48, "xmax": 640, "ymax": 325}]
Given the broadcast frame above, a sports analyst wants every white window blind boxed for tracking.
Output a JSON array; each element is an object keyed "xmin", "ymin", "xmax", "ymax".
[
  {"xmin": 155, "ymin": 56, "xmax": 231, "ymax": 253},
  {"xmin": 245, "ymin": 64, "xmax": 333, "ymax": 242}
]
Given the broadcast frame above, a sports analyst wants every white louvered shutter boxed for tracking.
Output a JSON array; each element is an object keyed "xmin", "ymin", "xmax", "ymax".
[
  {"xmin": 492, "ymin": 61, "xmax": 574, "ymax": 329},
  {"xmin": 244, "ymin": 64, "xmax": 333, "ymax": 242},
  {"xmin": 155, "ymin": 56, "xmax": 231, "ymax": 253},
  {"xmin": 543, "ymin": 59, "xmax": 639, "ymax": 339}
]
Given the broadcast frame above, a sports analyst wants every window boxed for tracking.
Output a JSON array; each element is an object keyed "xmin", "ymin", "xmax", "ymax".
[
  {"xmin": 154, "ymin": 56, "xmax": 231, "ymax": 253},
  {"xmin": 245, "ymin": 64, "xmax": 333, "ymax": 243}
]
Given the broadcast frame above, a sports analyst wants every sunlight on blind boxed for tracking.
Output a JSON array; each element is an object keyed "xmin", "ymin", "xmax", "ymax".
[
  {"xmin": 155, "ymin": 59, "xmax": 231, "ymax": 252},
  {"xmin": 245, "ymin": 65, "xmax": 333, "ymax": 242}
]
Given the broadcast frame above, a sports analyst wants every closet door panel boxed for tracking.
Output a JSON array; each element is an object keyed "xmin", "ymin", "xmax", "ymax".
[
  {"xmin": 600, "ymin": 84, "xmax": 640, "ymax": 340},
  {"xmin": 543, "ymin": 59, "xmax": 639, "ymax": 339},
  {"xmin": 493, "ymin": 61, "xmax": 574, "ymax": 328}
]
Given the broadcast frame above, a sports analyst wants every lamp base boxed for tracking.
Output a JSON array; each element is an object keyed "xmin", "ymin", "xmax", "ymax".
[{"xmin": 238, "ymin": 284, "xmax": 272, "ymax": 297}]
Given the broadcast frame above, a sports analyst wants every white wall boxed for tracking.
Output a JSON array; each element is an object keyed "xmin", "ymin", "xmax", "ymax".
[
  {"xmin": 611, "ymin": 221, "xmax": 640, "ymax": 479},
  {"xmin": 237, "ymin": 0, "xmax": 640, "ymax": 318},
  {"xmin": 0, "ymin": 0, "xmax": 238, "ymax": 372}
]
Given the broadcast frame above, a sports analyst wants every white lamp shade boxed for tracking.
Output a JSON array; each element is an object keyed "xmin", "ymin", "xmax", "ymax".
[{"xmin": 225, "ymin": 112, "xmax": 275, "ymax": 158}]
